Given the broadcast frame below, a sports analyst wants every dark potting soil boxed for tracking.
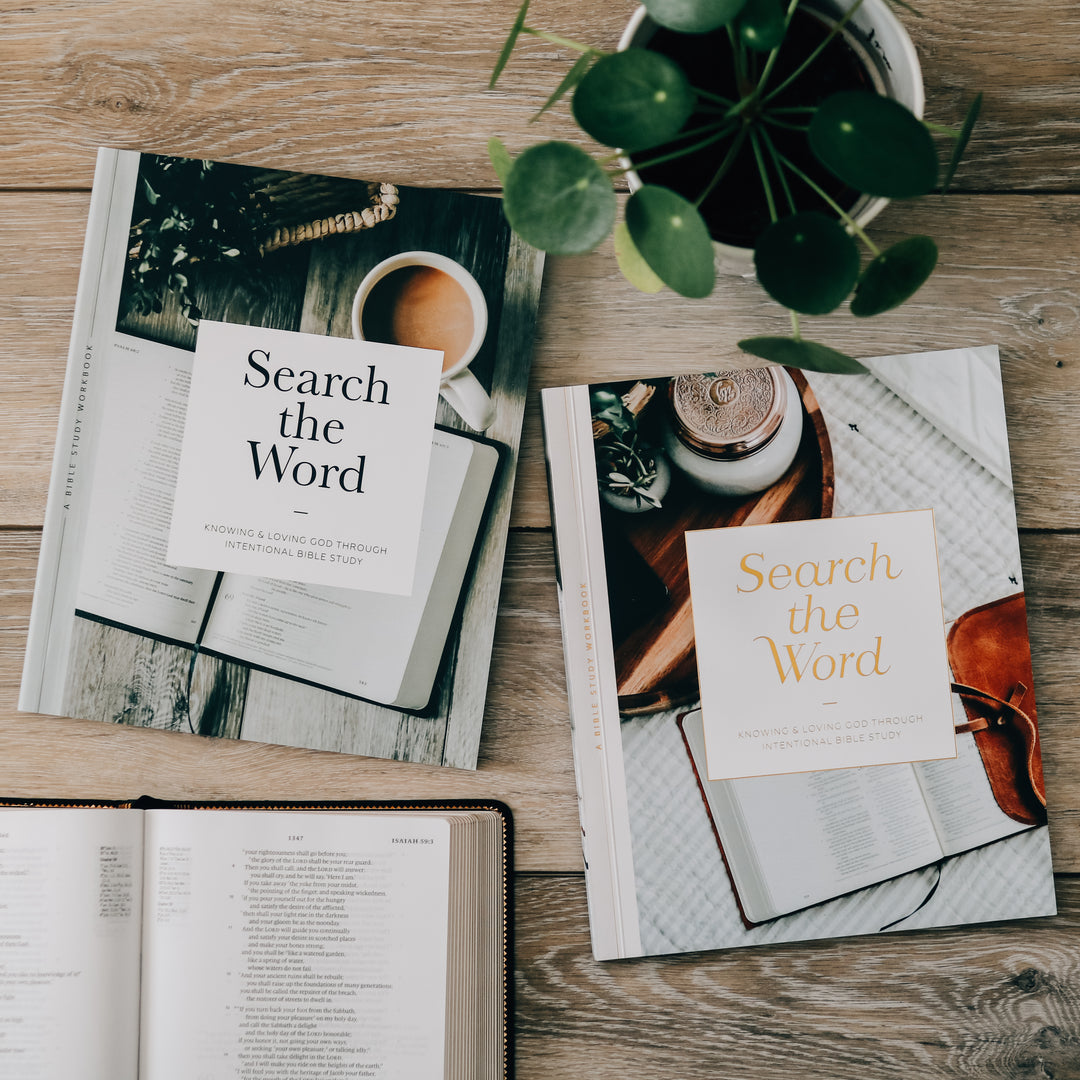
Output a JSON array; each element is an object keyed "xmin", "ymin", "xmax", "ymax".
[{"xmin": 632, "ymin": 9, "xmax": 874, "ymax": 249}]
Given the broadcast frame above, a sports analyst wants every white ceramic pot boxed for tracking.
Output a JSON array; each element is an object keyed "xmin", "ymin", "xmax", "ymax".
[{"xmin": 618, "ymin": 0, "xmax": 925, "ymax": 276}]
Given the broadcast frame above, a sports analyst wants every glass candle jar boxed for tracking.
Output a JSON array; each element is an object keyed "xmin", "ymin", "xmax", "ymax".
[{"xmin": 661, "ymin": 368, "xmax": 803, "ymax": 497}]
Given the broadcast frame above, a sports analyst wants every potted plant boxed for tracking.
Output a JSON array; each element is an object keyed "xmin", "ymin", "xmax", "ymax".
[
  {"xmin": 489, "ymin": 0, "xmax": 981, "ymax": 374},
  {"xmin": 592, "ymin": 387, "xmax": 671, "ymax": 512}
]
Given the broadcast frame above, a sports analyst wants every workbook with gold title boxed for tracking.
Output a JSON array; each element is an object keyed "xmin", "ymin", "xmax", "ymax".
[{"xmin": 542, "ymin": 346, "xmax": 1054, "ymax": 959}]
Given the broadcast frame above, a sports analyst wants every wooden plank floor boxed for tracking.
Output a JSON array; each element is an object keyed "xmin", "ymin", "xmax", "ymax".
[
  {"xmin": 514, "ymin": 876, "xmax": 1080, "ymax": 1079},
  {"xmin": 2, "ymin": 0, "xmax": 1079, "ymax": 1074}
]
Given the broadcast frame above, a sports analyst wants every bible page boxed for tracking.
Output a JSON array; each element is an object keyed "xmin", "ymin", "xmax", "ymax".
[
  {"xmin": 725, "ymin": 763, "xmax": 946, "ymax": 919},
  {"xmin": 913, "ymin": 728, "xmax": 1029, "ymax": 854},
  {"xmin": 0, "ymin": 807, "xmax": 144, "ymax": 1079},
  {"xmin": 139, "ymin": 809, "xmax": 451, "ymax": 1080},
  {"xmin": 202, "ymin": 433, "xmax": 485, "ymax": 708},
  {"xmin": 683, "ymin": 710, "xmax": 944, "ymax": 921}
]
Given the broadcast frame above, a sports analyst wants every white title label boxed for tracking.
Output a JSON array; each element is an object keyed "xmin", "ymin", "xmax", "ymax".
[
  {"xmin": 686, "ymin": 510, "xmax": 956, "ymax": 780},
  {"xmin": 167, "ymin": 321, "xmax": 441, "ymax": 595}
]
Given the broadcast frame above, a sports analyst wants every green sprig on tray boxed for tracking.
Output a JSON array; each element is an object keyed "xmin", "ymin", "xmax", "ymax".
[{"xmin": 592, "ymin": 389, "xmax": 665, "ymax": 509}]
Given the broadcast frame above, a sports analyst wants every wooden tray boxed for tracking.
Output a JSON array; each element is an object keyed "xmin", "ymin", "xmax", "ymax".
[{"xmin": 610, "ymin": 370, "xmax": 834, "ymax": 715}]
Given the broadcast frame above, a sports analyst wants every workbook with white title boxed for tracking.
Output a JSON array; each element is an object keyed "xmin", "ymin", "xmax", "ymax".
[
  {"xmin": 542, "ymin": 347, "xmax": 1054, "ymax": 958},
  {"xmin": 20, "ymin": 148, "xmax": 544, "ymax": 768}
]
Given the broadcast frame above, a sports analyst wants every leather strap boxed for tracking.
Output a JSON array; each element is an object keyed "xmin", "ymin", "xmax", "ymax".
[{"xmin": 950, "ymin": 680, "xmax": 1046, "ymax": 808}]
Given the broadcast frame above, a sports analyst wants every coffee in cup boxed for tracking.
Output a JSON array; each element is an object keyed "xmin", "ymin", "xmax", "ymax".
[
  {"xmin": 352, "ymin": 252, "xmax": 495, "ymax": 431},
  {"xmin": 361, "ymin": 265, "xmax": 473, "ymax": 373}
]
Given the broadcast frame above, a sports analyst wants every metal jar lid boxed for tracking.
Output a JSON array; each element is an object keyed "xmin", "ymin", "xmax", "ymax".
[{"xmin": 669, "ymin": 368, "xmax": 787, "ymax": 459}]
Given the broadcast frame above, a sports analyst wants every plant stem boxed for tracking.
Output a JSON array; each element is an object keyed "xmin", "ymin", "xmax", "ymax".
[
  {"xmin": 694, "ymin": 126, "xmax": 750, "ymax": 208},
  {"xmin": 774, "ymin": 148, "xmax": 881, "ymax": 255},
  {"xmin": 727, "ymin": 23, "xmax": 748, "ymax": 91},
  {"xmin": 694, "ymin": 88, "xmax": 737, "ymax": 107},
  {"xmin": 755, "ymin": 0, "xmax": 804, "ymax": 96},
  {"xmin": 530, "ymin": 49, "xmax": 597, "ymax": 122},
  {"xmin": 763, "ymin": 0, "xmax": 867, "ymax": 104},
  {"xmin": 618, "ymin": 123, "xmax": 739, "ymax": 175},
  {"xmin": 762, "ymin": 115, "xmax": 810, "ymax": 132},
  {"xmin": 672, "ymin": 119, "xmax": 741, "ymax": 142},
  {"xmin": 768, "ymin": 105, "xmax": 818, "ymax": 114},
  {"xmin": 759, "ymin": 129, "xmax": 796, "ymax": 214},
  {"xmin": 790, "ymin": 310, "xmax": 802, "ymax": 339},
  {"xmin": 722, "ymin": 97, "xmax": 754, "ymax": 122},
  {"xmin": 522, "ymin": 27, "xmax": 597, "ymax": 54},
  {"xmin": 749, "ymin": 129, "xmax": 778, "ymax": 223}
]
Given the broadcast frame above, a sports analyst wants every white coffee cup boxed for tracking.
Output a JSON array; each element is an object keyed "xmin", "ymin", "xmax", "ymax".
[{"xmin": 351, "ymin": 250, "xmax": 496, "ymax": 431}]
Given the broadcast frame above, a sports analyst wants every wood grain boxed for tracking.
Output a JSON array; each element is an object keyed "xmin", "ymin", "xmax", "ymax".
[
  {"xmin": 513, "ymin": 873, "xmax": 1080, "ymax": 1079},
  {"xmin": 3, "ymin": 194, "xmax": 1079, "ymax": 530},
  {"xmin": 0, "ymin": 528, "xmax": 581, "ymax": 870},
  {"xmin": 3, "ymin": 1, "xmax": 1080, "ymax": 1068},
  {"xmin": 0, "ymin": 1, "xmax": 1077, "ymax": 192},
  {"xmin": 63, "ymin": 616, "xmax": 247, "ymax": 738},
  {"xmin": 4, "ymin": 527, "xmax": 1080, "ymax": 873}
]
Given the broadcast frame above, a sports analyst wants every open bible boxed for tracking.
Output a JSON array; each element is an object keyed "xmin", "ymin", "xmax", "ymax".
[
  {"xmin": 680, "ymin": 709, "xmax": 1028, "ymax": 923},
  {"xmin": 0, "ymin": 800, "xmax": 511, "ymax": 1079},
  {"xmin": 68, "ymin": 412, "xmax": 498, "ymax": 713}
]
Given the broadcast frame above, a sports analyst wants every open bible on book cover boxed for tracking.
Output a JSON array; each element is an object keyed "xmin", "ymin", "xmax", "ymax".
[
  {"xmin": 65, "ymin": 421, "xmax": 497, "ymax": 711},
  {"xmin": 680, "ymin": 708, "xmax": 1028, "ymax": 924},
  {"xmin": 0, "ymin": 800, "xmax": 511, "ymax": 1079}
]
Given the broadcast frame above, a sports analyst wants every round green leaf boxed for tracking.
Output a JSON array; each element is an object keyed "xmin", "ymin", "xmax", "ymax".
[
  {"xmin": 739, "ymin": 0, "xmax": 786, "ymax": 52},
  {"xmin": 644, "ymin": 0, "xmax": 749, "ymax": 34},
  {"xmin": 502, "ymin": 142, "xmax": 616, "ymax": 255},
  {"xmin": 850, "ymin": 235, "xmax": 938, "ymax": 317},
  {"xmin": 572, "ymin": 50, "xmax": 695, "ymax": 152},
  {"xmin": 737, "ymin": 337, "xmax": 869, "ymax": 374},
  {"xmin": 808, "ymin": 91, "xmax": 938, "ymax": 198},
  {"xmin": 754, "ymin": 212, "xmax": 859, "ymax": 315},
  {"xmin": 614, "ymin": 222, "xmax": 665, "ymax": 293},
  {"xmin": 625, "ymin": 185, "xmax": 716, "ymax": 298}
]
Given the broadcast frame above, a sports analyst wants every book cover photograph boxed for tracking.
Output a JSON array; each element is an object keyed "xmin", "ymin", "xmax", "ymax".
[
  {"xmin": 20, "ymin": 148, "xmax": 544, "ymax": 769},
  {"xmin": 542, "ymin": 346, "xmax": 1055, "ymax": 959}
]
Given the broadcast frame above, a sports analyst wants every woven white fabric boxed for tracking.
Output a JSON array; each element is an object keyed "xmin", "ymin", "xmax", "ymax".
[
  {"xmin": 805, "ymin": 358, "xmax": 1022, "ymax": 620},
  {"xmin": 620, "ymin": 352, "xmax": 1054, "ymax": 955}
]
